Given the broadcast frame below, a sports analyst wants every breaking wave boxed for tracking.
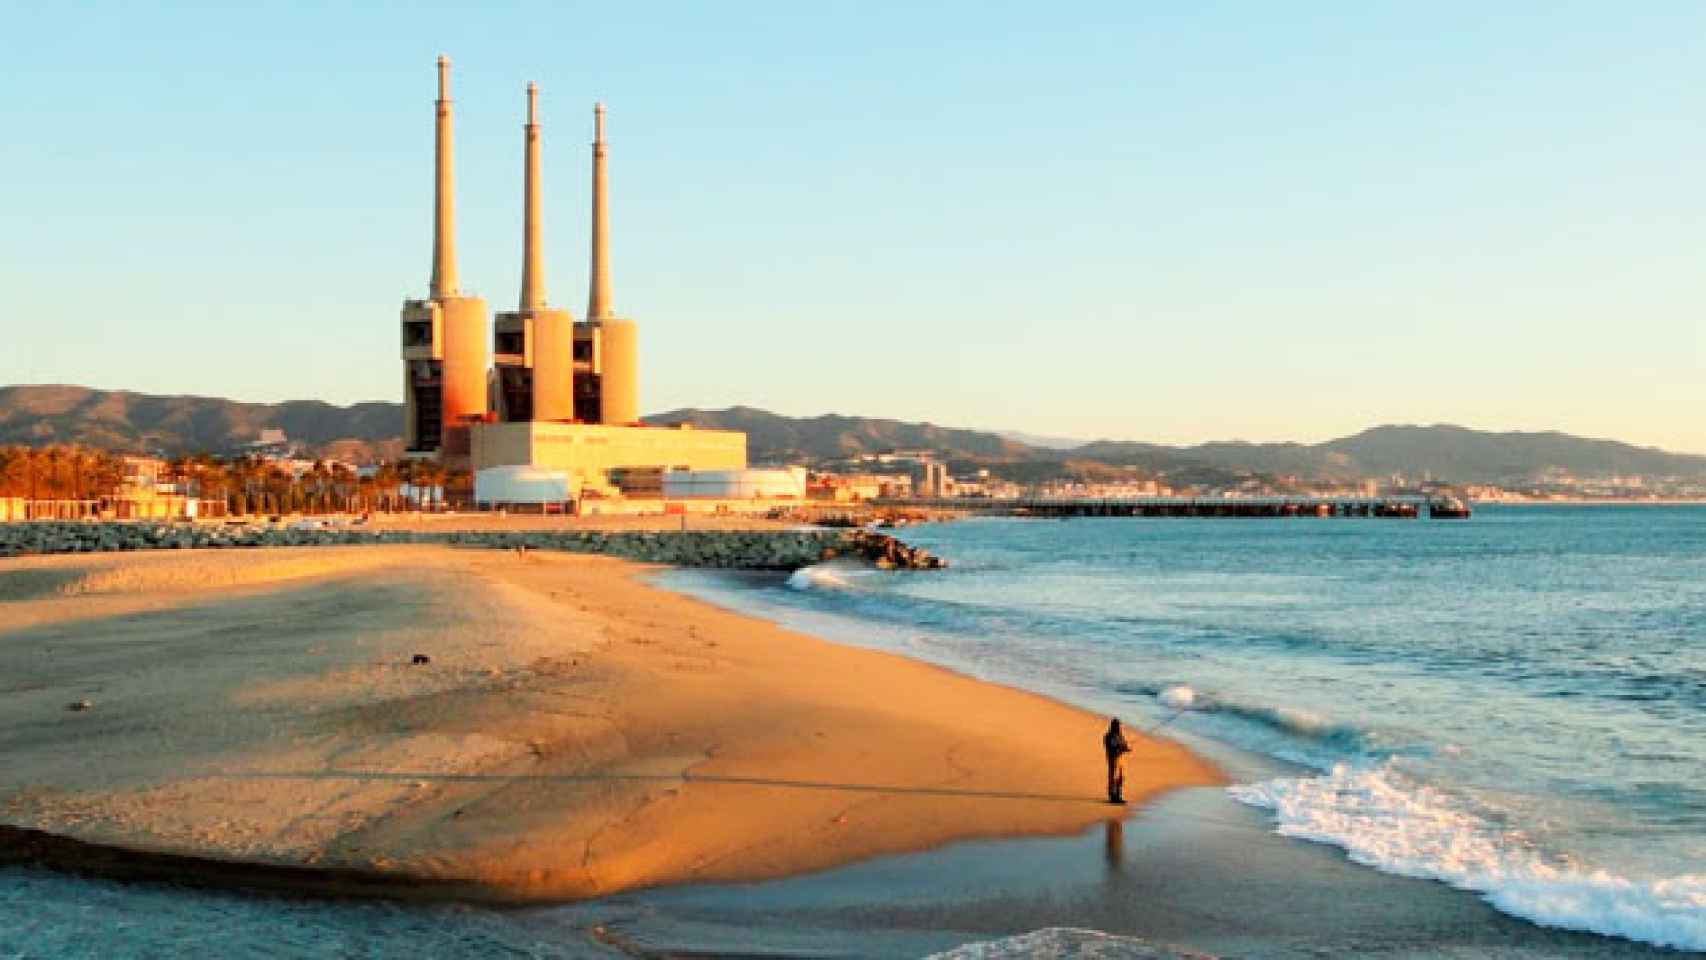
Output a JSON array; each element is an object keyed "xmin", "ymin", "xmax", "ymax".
[
  {"xmin": 1156, "ymin": 684, "xmax": 1196, "ymax": 710},
  {"xmin": 784, "ymin": 562, "xmax": 866, "ymax": 592},
  {"xmin": 1120, "ymin": 682, "xmax": 1375, "ymax": 756},
  {"xmin": 1230, "ymin": 762, "xmax": 1706, "ymax": 952},
  {"xmin": 927, "ymin": 927, "xmax": 1197, "ymax": 959}
]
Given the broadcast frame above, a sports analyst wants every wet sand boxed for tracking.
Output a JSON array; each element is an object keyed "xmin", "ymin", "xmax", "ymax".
[
  {"xmin": 557, "ymin": 785, "xmax": 1681, "ymax": 959},
  {"xmin": 0, "ymin": 545, "xmax": 1219, "ymax": 901}
]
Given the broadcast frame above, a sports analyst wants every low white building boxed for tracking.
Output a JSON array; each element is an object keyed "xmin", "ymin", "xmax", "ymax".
[
  {"xmin": 661, "ymin": 467, "xmax": 807, "ymax": 500},
  {"xmin": 474, "ymin": 466, "xmax": 576, "ymax": 506}
]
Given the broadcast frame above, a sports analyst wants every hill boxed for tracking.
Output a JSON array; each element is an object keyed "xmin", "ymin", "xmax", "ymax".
[
  {"xmin": 1322, "ymin": 425, "xmax": 1706, "ymax": 482},
  {"xmin": 645, "ymin": 406, "xmax": 1036, "ymax": 463},
  {"xmin": 1073, "ymin": 425, "xmax": 1706, "ymax": 484},
  {"xmin": 3, "ymin": 386, "xmax": 1702, "ymax": 484},
  {"xmin": 655, "ymin": 407, "xmax": 1706, "ymax": 485},
  {"xmin": 0, "ymin": 385, "xmax": 403, "ymax": 461}
]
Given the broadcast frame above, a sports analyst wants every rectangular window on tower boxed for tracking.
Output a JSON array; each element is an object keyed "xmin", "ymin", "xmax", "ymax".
[{"xmin": 403, "ymin": 322, "xmax": 433, "ymax": 348}]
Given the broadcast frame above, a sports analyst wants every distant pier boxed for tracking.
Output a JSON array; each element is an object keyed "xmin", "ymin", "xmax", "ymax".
[{"xmin": 885, "ymin": 496, "xmax": 1465, "ymax": 519}]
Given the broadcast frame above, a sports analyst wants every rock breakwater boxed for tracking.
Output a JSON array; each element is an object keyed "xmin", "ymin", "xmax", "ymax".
[{"xmin": 0, "ymin": 523, "xmax": 946, "ymax": 571}]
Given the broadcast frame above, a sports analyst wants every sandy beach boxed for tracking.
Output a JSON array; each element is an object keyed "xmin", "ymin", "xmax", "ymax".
[{"xmin": 0, "ymin": 543, "xmax": 1219, "ymax": 902}]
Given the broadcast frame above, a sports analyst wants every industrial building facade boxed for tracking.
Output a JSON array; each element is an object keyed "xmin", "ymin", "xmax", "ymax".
[{"xmin": 398, "ymin": 57, "xmax": 745, "ymax": 500}]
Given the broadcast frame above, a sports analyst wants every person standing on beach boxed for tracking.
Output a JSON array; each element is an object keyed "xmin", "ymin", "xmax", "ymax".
[{"xmin": 1103, "ymin": 718, "xmax": 1131, "ymax": 803}]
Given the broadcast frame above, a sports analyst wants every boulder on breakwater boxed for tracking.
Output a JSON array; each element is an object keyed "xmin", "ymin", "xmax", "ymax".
[{"xmin": 0, "ymin": 523, "xmax": 946, "ymax": 572}]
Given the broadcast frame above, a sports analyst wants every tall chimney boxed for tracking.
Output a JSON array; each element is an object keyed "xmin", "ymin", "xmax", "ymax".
[
  {"xmin": 519, "ymin": 82, "xmax": 545, "ymax": 310},
  {"xmin": 520, "ymin": 83, "xmax": 575, "ymax": 424},
  {"xmin": 430, "ymin": 55, "xmax": 459, "ymax": 300},
  {"xmin": 587, "ymin": 102, "xmax": 613, "ymax": 321}
]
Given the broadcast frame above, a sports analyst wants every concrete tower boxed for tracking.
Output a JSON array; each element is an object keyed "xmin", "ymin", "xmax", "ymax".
[
  {"xmin": 587, "ymin": 103, "xmax": 639, "ymax": 426},
  {"xmin": 430, "ymin": 56, "xmax": 459, "ymax": 302},
  {"xmin": 494, "ymin": 82, "xmax": 575, "ymax": 423},
  {"xmin": 587, "ymin": 103, "xmax": 613, "ymax": 322},
  {"xmin": 520, "ymin": 83, "xmax": 546, "ymax": 312},
  {"xmin": 401, "ymin": 55, "xmax": 489, "ymax": 459}
]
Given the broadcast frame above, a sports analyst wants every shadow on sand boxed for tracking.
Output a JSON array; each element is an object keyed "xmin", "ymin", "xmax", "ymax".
[{"xmin": 215, "ymin": 769, "xmax": 1113, "ymax": 806}]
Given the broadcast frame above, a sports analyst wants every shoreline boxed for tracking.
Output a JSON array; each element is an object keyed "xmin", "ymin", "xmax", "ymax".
[
  {"xmin": 567, "ymin": 786, "xmax": 1679, "ymax": 960},
  {"xmin": 0, "ymin": 543, "xmax": 1220, "ymax": 903},
  {"xmin": 1470, "ymin": 498, "xmax": 1706, "ymax": 506}
]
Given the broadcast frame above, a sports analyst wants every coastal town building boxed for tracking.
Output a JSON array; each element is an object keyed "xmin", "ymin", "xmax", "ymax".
[
  {"xmin": 808, "ymin": 472, "xmax": 914, "ymax": 501},
  {"xmin": 920, "ymin": 461, "xmax": 953, "ymax": 498},
  {"xmin": 397, "ymin": 58, "xmax": 746, "ymax": 505},
  {"xmin": 239, "ymin": 429, "xmax": 296, "ymax": 460}
]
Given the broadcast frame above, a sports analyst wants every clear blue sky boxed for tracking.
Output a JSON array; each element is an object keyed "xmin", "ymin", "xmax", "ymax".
[{"xmin": 5, "ymin": 2, "xmax": 1703, "ymax": 452}]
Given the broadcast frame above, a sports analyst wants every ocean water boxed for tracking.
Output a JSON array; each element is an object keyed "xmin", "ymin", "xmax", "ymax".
[
  {"xmin": 2, "ymin": 505, "xmax": 1702, "ymax": 957},
  {"xmin": 661, "ymin": 506, "xmax": 1706, "ymax": 953}
]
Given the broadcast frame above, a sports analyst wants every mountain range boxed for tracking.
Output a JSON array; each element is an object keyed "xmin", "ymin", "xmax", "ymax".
[
  {"xmin": 4, "ymin": 385, "xmax": 1704, "ymax": 485},
  {"xmin": 0, "ymin": 385, "xmax": 403, "ymax": 463},
  {"xmin": 645, "ymin": 407, "xmax": 1706, "ymax": 484}
]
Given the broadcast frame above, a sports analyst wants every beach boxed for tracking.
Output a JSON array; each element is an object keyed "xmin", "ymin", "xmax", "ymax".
[
  {"xmin": 0, "ymin": 541, "xmax": 1219, "ymax": 902},
  {"xmin": 1, "ymin": 509, "xmax": 1700, "ymax": 957}
]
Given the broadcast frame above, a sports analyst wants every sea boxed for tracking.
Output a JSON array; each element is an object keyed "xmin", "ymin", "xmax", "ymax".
[{"xmin": 3, "ymin": 505, "xmax": 1703, "ymax": 958}]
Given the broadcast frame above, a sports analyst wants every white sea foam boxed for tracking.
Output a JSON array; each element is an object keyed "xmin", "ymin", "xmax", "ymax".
[
  {"xmin": 1157, "ymin": 684, "xmax": 1196, "ymax": 710},
  {"xmin": 927, "ymin": 927, "xmax": 1191, "ymax": 959},
  {"xmin": 785, "ymin": 563, "xmax": 855, "ymax": 592},
  {"xmin": 1229, "ymin": 763, "xmax": 1706, "ymax": 952}
]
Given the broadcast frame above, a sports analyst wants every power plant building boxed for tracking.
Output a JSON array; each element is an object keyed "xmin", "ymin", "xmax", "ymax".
[{"xmin": 399, "ymin": 58, "xmax": 745, "ymax": 501}]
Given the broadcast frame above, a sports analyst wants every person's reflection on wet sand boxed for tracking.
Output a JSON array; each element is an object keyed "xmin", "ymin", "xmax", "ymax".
[{"xmin": 1104, "ymin": 819, "xmax": 1124, "ymax": 872}]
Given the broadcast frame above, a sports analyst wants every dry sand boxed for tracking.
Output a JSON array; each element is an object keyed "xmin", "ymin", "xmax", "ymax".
[{"xmin": 0, "ymin": 544, "xmax": 1220, "ymax": 901}]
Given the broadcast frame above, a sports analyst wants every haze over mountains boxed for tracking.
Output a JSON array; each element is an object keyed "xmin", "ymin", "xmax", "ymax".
[{"xmin": 4, "ymin": 385, "xmax": 1704, "ymax": 485}]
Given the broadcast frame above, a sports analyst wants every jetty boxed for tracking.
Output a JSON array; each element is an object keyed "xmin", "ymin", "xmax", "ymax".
[
  {"xmin": 0, "ymin": 522, "xmax": 946, "ymax": 568},
  {"xmin": 887, "ymin": 496, "xmax": 1465, "ymax": 520}
]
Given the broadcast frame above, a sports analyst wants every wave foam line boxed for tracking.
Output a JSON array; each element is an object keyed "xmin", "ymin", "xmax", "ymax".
[{"xmin": 1230, "ymin": 763, "xmax": 1706, "ymax": 951}]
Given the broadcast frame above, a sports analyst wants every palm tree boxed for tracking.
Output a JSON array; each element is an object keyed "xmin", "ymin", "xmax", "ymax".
[
  {"xmin": 66, "ymin": 447, "xmax": 89, "ymax": 501},
  {"xmin": 25, "ymin": 447, "xmax": 40, "ymax": 500},
  {"xmin": 0, "ymin": 447, "xmax": 26, "ymax": 497},
  {"xmin": 265, "ymin": 463, "xmax": 290, "ymax": 516},
  {"xmin": 444, "ymin": 467, "xmax": 471, "ymax": 509},
  {"xmin": 42, "ymin": 447, "xmax": 65, "ymax": 500},
  {"xmin": 203, "ymin": 459, "xmax": 233, "ymax": 515},
  {"xmin": 368, "ymin": 462, "xmax": 391, "ymax": 512},
  {"xmin": 397, "ymin": 459, "xmax": 421, "ymax": 510},
  {"xmin": 418, "ymin": 461, "xmax": 447, "ymax": 511},
  {"xmin": 328, "ymin": 461, "xmax": 355, "ymax": 513},
  {"xmin": 305, "ymin": 460, "xmax": 327, "ymax": 514},
  {"xmin": 88, "ymin": 451, "xmax": 124, "ymax": 499},
  {"xmin": 353, "ymin": 470, "xmax": 375, "ymax": 514},
  {"xmin": 235, "ymin": 457, "xmax": 265, "ymax": 516}
]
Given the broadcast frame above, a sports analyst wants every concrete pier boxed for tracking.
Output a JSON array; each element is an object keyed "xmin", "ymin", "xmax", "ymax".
[{"xmin": 889, "ymin": 496, "xmax": 1433, "ymax": 519}]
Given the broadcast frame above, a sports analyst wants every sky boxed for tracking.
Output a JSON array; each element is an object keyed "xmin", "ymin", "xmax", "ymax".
[{"xmin": 4, "ymin": 2, "xmax": 1703, "ymax": 452}]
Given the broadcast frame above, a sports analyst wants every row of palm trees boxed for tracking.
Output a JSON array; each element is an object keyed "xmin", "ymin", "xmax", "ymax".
[
  {"xmin": 172, "ymin": 454, "xmax": 463, "ymax": 515},
  {"xmin": 0, "ymin": 445, "xmax": 125, "ymax": 500},
  {"xmin": 0, "ymin": 445, "xmax": 465, "ymax": 516}
]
